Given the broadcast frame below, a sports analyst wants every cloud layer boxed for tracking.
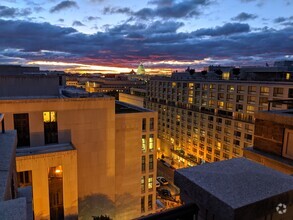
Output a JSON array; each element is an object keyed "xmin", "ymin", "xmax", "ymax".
[{"xmin": 0, "ymin": 18, "xmax": 292, "ymax": 71}]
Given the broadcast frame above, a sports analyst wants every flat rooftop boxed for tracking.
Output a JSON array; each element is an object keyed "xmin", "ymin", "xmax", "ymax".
[
  {"xmin": 16, "ymin": 143, "xmax": 75, "ymax": 157},
  {"xmin": 115, "ymin": 101, "xmax": 152, "ymax": 114},
  {"xmin": 175, "ymin": 158, "xmax": 293, "ymax": 209}
]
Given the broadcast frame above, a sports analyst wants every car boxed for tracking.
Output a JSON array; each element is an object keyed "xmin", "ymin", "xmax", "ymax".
[
  {"xmin": 158, "ymin": 189, "xmax": 171, "ymax": 197},
  {"xmin": 157, "ymin": 176, "xmax": 169, "ymax": 185},
  {"xmin": 156, "ymin": 180, "xmax": 160, "ymax": 188}
]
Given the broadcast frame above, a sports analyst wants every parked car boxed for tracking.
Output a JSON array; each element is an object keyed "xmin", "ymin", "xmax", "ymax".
[
  {"xmin": 158, "ymin": 188, "xmax": 171, "ymax": 197},
  {"xmin": 157, "ymin": 176, "xmax": 169, "ymax": 185},
  {"xmin": 156, "ymin": 180, "xmax": 161, "ymax": 188}
]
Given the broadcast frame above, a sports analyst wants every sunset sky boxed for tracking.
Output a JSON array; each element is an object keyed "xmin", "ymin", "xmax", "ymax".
[{"xmin": 0, "ymin": 0, "xmax": 292, "ymax": 74}]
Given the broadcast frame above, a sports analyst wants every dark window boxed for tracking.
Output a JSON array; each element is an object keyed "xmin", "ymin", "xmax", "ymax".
[
  {"xmin": 14, "ymin": 113, "xmax": 30, "ymax": 147},
  {"xmin": 43, "ymin": 112, "xmax": 58, "ymax": 145},
  {"xmin": 148, "ymin": 194, "xmax": 153, "ymax": 210},
  {"xmin": 142, "ymin": 156, "xmax": 146, "ymax": 172},
  {"xmin": 150, "ymin": 118, "xmax": 154, "ymax": 131},
  {"xmin": 149, "ymin": 155, "xmax": 153, "ymax": 170},
  {"xmin": 142, "ymin": 118, "xmax": 146, "ymax": 131},
  {"xmin": 141, "ymin": 196, "xmax": 145, "ymax": 213}
]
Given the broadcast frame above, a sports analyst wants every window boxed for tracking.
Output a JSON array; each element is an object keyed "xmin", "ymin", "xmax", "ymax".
[
  {"xmin": 141, "ymin": 196, "xmax": 145, "ymax": 213},
  {"xmin": 142, "ymin": 156, "xmax": 146, "ymax": 172},
  {"xmin": 246, "ymin": 105, "xmax": 255, "ymax": 113},
  {"xmin": 148, "ymin": 195, "xmax": 153, "ymax": 210},
  {"xmin": 142, "ymin": 118, "xmax": 146, "ymax": 131},
  {"xmin": 17, "ymin": 171, "xmax": 32, "ymax": 187},
  {"xmin": 222, "ymin": 72, "xmax": 230, "ymax": 80},
  {"xmin": 148, "ymin": 175, "xmax": 153, "ymax": 190},
  {"xmin": 14, "ymin": 113, "xmax": 30, "ymax": 147},
  {"xmin": 149, "ymin": 134, "xmax": 154, "ymax": 152},
  {"xmin": 141, "ymin": 176, "xmax": 145, "ymax": 192},
  {"xmin": 43, "ymin": 111, "xmax": 58, "ymax": 145},
  {"xmin": 142, "ymin": 135, "xmax": 146, "ymax": 153},
  {"xmin": 260, "ymin": 86, "xmax": 269, "ymax": 95},
  {"xmin": 150, "ymin": 118, "xmax": 154, "ymax": 131},
  {"xmin": 149, "ymin": 155, "xmax": 154, "ymax": 170},
  {"xmin": 248, "ymin": 86, "xmax": 256, "ymax": 93},
  {"xmin": 273, "ymin": 87, "xmax": 284, "ymax": 96}
]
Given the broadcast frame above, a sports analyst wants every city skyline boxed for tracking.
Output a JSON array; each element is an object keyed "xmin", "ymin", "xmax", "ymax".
[{"xmin": 0, "ymin": 0, "xmax": 292, "ymax": 73}]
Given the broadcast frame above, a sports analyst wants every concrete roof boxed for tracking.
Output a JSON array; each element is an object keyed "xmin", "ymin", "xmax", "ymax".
[
  {"xmin": 175, "ymin": 158, "xmax": 293, "ymax": 209},
  {"xmin": 115, "ymin": 101, "xmax": 152, "ymax": 114},
  {"xmin": 0, "ymin": 198, "xmax": 27, "ymax": 220},
  {"xmin": 16, "ymin": 143, "xmax": 75, "ymax": 157}
]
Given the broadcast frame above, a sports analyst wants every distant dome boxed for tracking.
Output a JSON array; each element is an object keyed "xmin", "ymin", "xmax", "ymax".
[{"xmin": 137, "ymin": 63, "xmax": 146, "ymax": 75}]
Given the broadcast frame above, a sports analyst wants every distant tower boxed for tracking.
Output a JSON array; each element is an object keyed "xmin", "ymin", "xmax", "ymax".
[{"xmin": 137, "ymin": 63, "xmax": 146, "ymax": 75}]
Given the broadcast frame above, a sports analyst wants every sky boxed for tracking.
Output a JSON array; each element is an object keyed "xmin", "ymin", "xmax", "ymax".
[{"xmin": 0, "ymin": 0, "xmax": 292, "ymax": 74}]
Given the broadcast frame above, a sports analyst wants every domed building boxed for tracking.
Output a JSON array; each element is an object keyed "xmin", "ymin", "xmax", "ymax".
[{"xmin": 137, "ymin": 63, "xmax": 146, "ymax": 75}]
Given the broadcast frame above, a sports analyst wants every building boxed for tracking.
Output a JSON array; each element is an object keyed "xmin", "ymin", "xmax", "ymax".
[
  {"xmin": 0, "ymin": 72, "xmax": 157, "ymax": 219},
  {"xmin": 174, "ymin": 158, "xmax": 293, "ymax": 220},
  {"xmin": 145, "ymin": 65, "xmax": 293, "ymax": 166},
  {"xmin": 244, "ymin": 101, "xmax": 293, "ymax": 175},
  {"xmin": 119, "ymin": 88, "xmax": 147, "ymax": 108}
]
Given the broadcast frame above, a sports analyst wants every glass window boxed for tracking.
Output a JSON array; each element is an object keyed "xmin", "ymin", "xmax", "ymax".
[
  {"xmin": 141, "ymin": 196, "xmax": 145, "ymax": 213},
  {"xmin": 149, "ymin": 155, "xmax": 153, "ymax": 170},
  {"xmin": 148, "ymin": 175, "xmax": 153, "ymax": 190},
  {"xmin": 142, "ymin": 118, "xmax": 146, "ymax": 131},
  {"xmin": 150, "ymin": 118, "xmax": 154, "ymax": 131},
  {"xmin": 148, "ymin": 194, "xmax": 153, "ymax": 210},
  {"xmin": 142, "ymin": 156, "xmax": 146, "ymax": 172},
  {"xmin": 141, "ymin": 176, "xmax": 145, "ymax": 192},
  {"xmin": 43, "ymin": 111, "xmax": 57, "ymax": 122},
  {"xmin": 142, "ymin": 135, "xmax": 146, "ymax": 153},
  {"xmin": 149, "ymin": 134, "xmax": 154, "ymax": 152}
]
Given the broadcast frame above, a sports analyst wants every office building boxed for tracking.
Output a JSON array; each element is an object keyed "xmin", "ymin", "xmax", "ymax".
[
  {"xmin": 0, "ymin": 70, "xmax": 157, "ymax": 220},
  {"xmin": 145, "ymin": 64, "xmax": 293, "ymax": 166}
]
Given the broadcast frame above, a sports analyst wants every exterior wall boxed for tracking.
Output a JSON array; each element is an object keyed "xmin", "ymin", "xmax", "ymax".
[
  {"xmin": 16, "ymin": 150, "xmax": 78, "ymax": 219},
  {"xmin": 0, "ymin": 98, "xmax": 116, "ymax": 219},
  {"xmin": 146, "ymin": 79, "xmax": 293, "ymax": 166},
  {"xmin": 115, "ymin": 111, "xmax": 157, "ymax": 219},
  {"xmin": 119, "ymin": 93, "xmax": 144, "ymax": 108},
  {"xmin": 0, "ymin": 75, "xmax": 60, "ymax": 97}
]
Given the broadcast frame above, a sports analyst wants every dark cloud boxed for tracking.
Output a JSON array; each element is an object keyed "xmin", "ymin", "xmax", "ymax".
[
  {"xmin": 72, "ymin": 20, "xmax": 85, "ymax": 26},
  {"xmin": 58, "ymin": 18, "xmax": 64, "ymax": 22},
  {"xmin": 232, "ymin": 12, "xmax": 258, "ymax": 21},
  {"xmin": 50, "ymin": 1, "xmax": 78, "ymax": 13},
  {"xmin": 0, "ymin": 5, "xmax": 32, "ymax": 17},
  {"xmin": 86, "ymin": 16, "xmax": 101, "ymax": 21},
  {"xmin": 103, "ymin": 0, "xmax": 212, "ymax": 19},
  {"xmin": 274, "ymin": 16, "xmax": 293, "ymax": 24},
  {"xmin": 103, "ymin": 7, "xmax": 132, "ymax": 15},
  {"xmin": 0, "ymin": 19, "xmax": 292, "ymax": 69},
  {"xmin": 193, "ymin": 23, "xmax": 250, "ymax": 36},
  {"xmin": 274, "ymin": 17, "xmax": 286, "ymax": 23}
]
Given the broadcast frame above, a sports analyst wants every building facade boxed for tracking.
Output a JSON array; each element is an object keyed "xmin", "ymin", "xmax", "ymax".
[
  {"xmin": 145, "ymin": 69, "xmax": 293, "ymax": 166},
  {"xmin": 0, "ymin": 71, "xmax": 157, "ymax": 220}
]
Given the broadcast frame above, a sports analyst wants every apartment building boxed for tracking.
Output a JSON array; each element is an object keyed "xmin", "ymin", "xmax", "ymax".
[
  {"xmin": 244, "ymin": 104, "xmax": 293, "ymax": 175},
  {"xmin": 145, "ymin": 66, "xmax": 293, "ymax": 166},
  {"xmin": 0, "ymin": 70, "xmax": 157, "ymax": 220}
]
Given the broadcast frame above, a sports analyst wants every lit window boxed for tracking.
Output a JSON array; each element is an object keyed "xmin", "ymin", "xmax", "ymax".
[
  {"xmin": 141, "ymin": 176, "xmax": 145, "ymax": 192},
  {"xmin": 149, "ymin": 134, "xmax": 154, "ymax": 152},
  {"xmin": 222, "ymin": 72, "xmax": 230, "ymax": 80},
  {"xmin": 286, "ymin": 73, "xmax": 291, "ymax": 80},
  {"xmin": 142, "ymin": 135, "xmax": 146, "ymax": 153},
  {"xmin": 148, "ymin": 175, "xmax": 153, "ymax": 190},
  {"xmin": 43, "ymin": 111, "xmax": 57, "ymax": 122}
]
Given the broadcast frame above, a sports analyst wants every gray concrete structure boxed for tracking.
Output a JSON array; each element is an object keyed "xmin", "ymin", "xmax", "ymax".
[{"xmin": 175, "ymin": 158, "xmax": 293, "ymax": 220}]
